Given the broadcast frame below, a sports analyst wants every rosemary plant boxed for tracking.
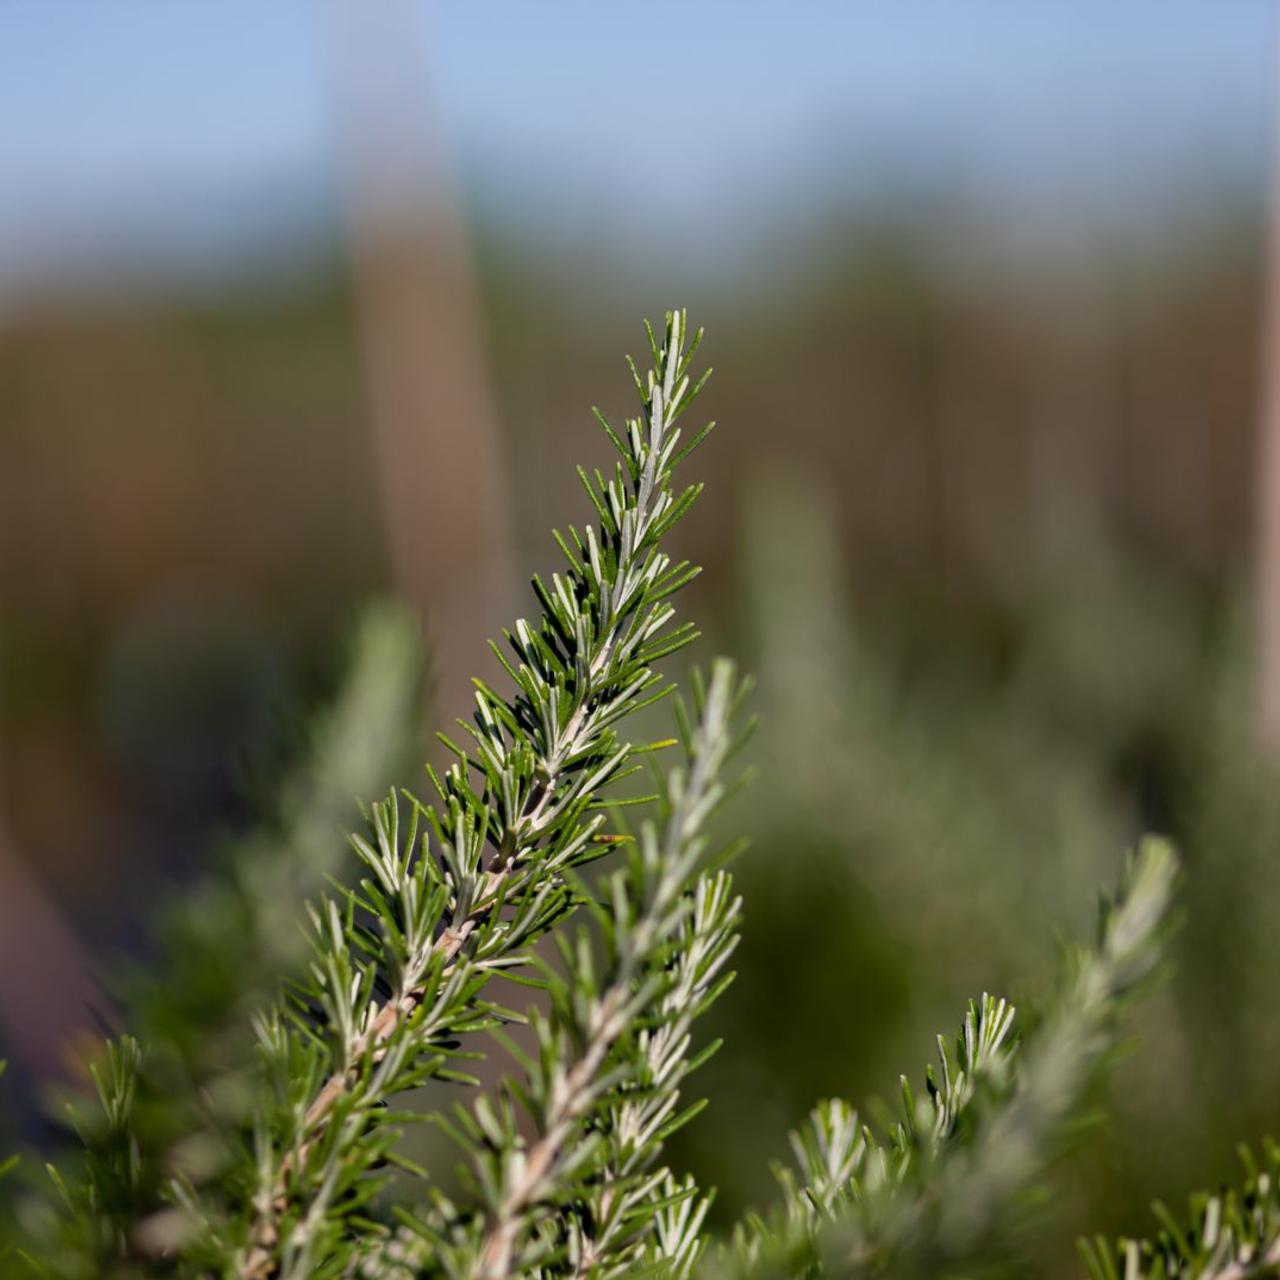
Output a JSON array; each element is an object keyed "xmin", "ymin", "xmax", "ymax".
[
  {"xmin": 1, "ymin": 311, "xmax": 1247, "ymax": 1280},
  {"xmin": 185, "ymin": 309, "xmax": 719, "ymax": 1280}
]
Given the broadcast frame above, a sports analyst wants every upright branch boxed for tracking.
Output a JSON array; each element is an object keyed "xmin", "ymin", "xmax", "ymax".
[
  {"xmin": 223, "ymin": 311, "xmax": 718, "ymax": 1279},
  {"xmin": 724, "ymin": 837, "xmax": 1177, "ymax": 1280},
  {"xmin": 929, "ymin": 837, "xmax": 1178, "ymax": 1263},
  {"xmin": 397, "ymin": 660, "xmax": 747, "ymax": 1280},
  {"xmin": 561, "ymin": 857, "xmax": 742, "ymax": 1279}
]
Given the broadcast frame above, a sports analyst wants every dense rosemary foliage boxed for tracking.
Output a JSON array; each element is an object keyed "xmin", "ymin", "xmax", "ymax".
[{"xmin": 2, "ymin": 311, "xmax": 1272, "ymax": 1279}]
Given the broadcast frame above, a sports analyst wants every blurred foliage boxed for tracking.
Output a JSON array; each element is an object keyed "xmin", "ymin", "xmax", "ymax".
[
  {"xmin": 6, "ymin": 604, "xmax": 425, "ymax": 1276},
  {"xmin": 661, "ymin": 465, "xmax": 1280, "ymax": 1276}
]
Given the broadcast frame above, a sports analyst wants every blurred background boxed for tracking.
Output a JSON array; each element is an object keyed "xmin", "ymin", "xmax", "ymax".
[{"xmin": 3, "ymin": 2, "xmax": 1280, "ymax": 1272}]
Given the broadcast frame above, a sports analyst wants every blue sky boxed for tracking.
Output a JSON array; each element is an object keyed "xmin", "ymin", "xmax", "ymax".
[{"xmin": 0, "ymin": 2, "xmax": 1274, "ymax": 300}]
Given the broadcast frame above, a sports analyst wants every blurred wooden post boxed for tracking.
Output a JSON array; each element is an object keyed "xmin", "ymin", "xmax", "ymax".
[
  {"xmin": 326, "ymin": 0, "xmax": 512, "ymax": 726},
  {"xmin": 1259, "ymin": 39, "xmax": 1280, "ymax": 751}
]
